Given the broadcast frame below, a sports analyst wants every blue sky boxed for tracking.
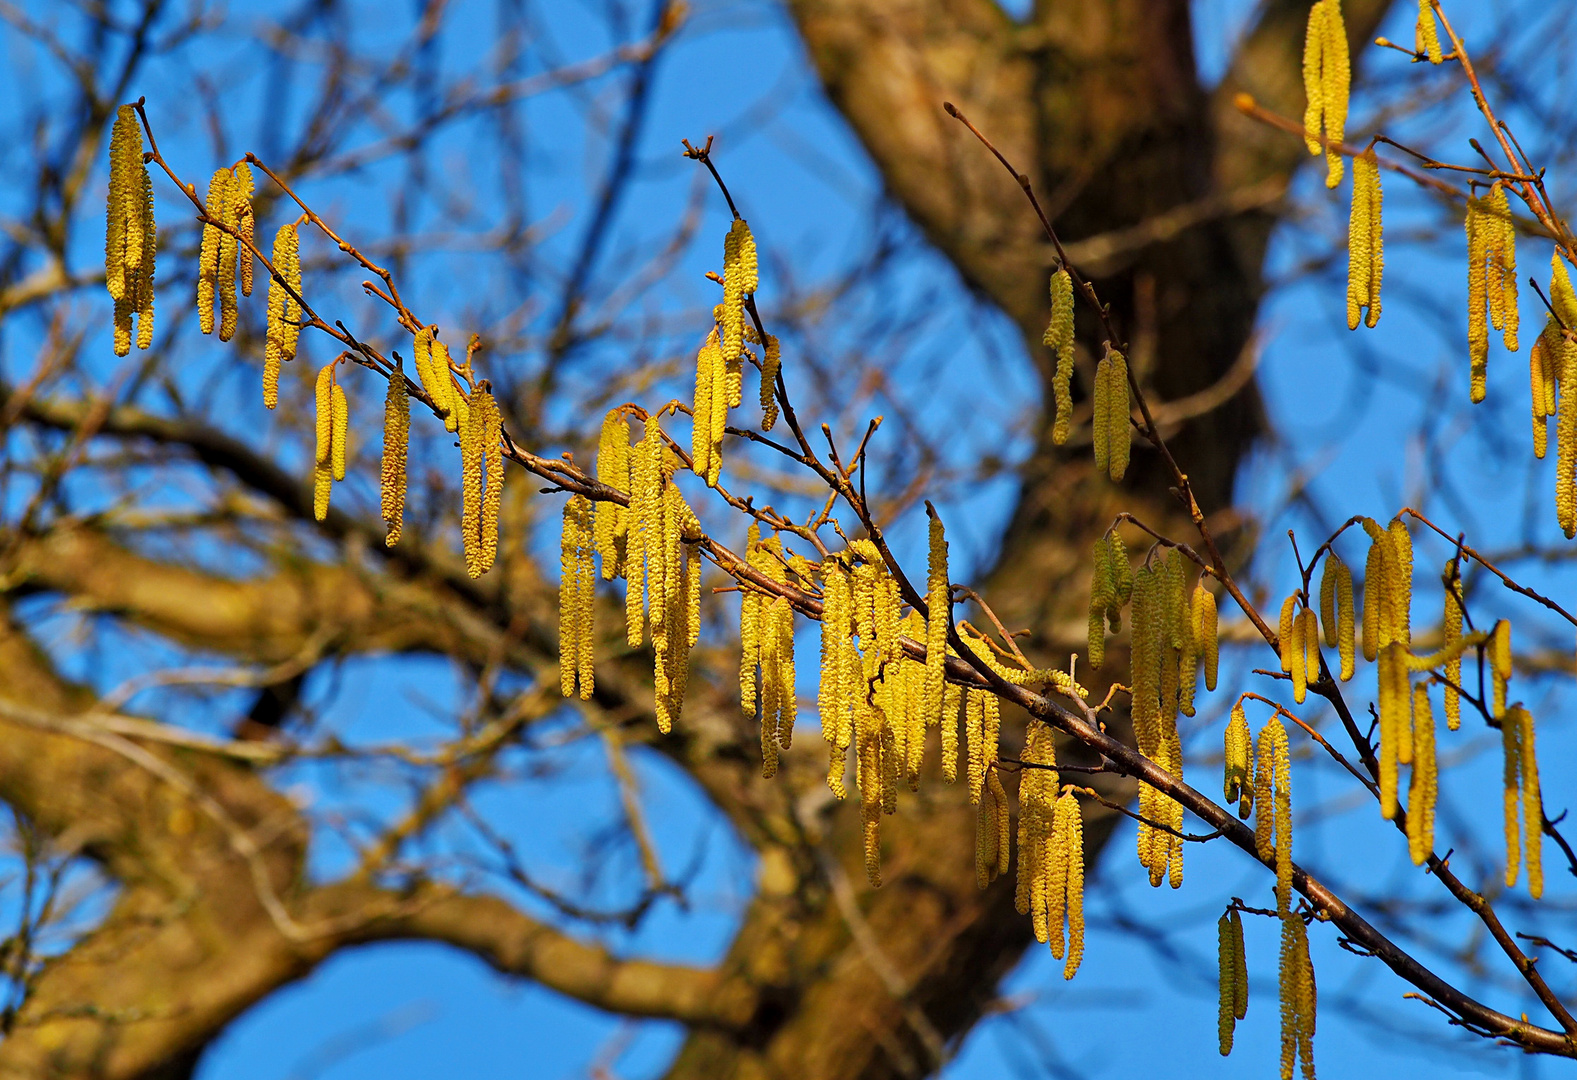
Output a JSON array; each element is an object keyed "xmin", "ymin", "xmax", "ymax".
[{"xmin": 3, "ymin": 0, "xmax": 1575, "ymax": 1077}]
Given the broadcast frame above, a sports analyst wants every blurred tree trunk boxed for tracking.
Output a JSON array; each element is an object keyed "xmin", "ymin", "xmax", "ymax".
[{"xmin": 662, "ymin": 2, "xmax": 1396, "ymax": 1077}]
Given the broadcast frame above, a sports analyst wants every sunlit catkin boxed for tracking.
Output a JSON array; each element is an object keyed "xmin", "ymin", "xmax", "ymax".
[
  {"xmin": 1224, "ymin": 702, "xmax": 1253, "ymax": 819},
  {"xmin": 1303, "ymin": 0, "xmax": 1350, "ymax": 188},
  {"xmin": 1416, "ymin": 0, "xmax": 1443, "ymax": 62},
  {"xmin": 233, "ymin": 161, "xmax": 255, "ymax": 299},
  {"xmin": 1553, "ymin": 251, "xmax": 1577, "ymax": 330},
  {"xmin": 475, "ymin": 388, "xmax": 504, "ymax": 574},
  {"xmin": 1346, "ymin": 149, "xmax": 1382, "ymax": 330},
  {"xmin": 216, "ymin": 163, "xmax": 249, "ymax": 342},
  {"xmin": 105, "ymin": 105, "xmax": 141, "ymax": 302},
  {"xmin": 1279, "ymin": 914, "xmax": 1317, "ymax": 1080},
  {"xmin": 1218, "ymin": 908, "xmax": 1247, "ymax": 1055},
  {"xmin": 263, "ymin": 225, "xmax": 301, "ymax": 408},
  {"xmin": 197, "ymin": 168, "xmax": 232, "ymax": 336},
  {"xmin": 1556, "ymin": 320, "xmax": 1577, "ymax": 537},
  {"xmin": 1531, "ymin": 329, "xmax": 1551, "ymax": 458},
  {"xmin": 1255, "ymin": 717, "xmax": 1293, "ymax": 912},
  {"xmin": 1055, "ymin": 790, "xmax": 1086, "ymax": 980},
  {"xmin": 313, "ymin": 363, "xmax": 335, "ymax": 521},
  {"xmin": 1087, "ymin": 537, "xmax": 1113, "ymax": 669},
  {"xmin": 1406, "ymin": 682, "xmax": 1437, "ymax": 865},
  {"xmin": 1515, "ymin": 706, "xmax": 1543, "ymax": 898},
  {"xmin": 330, "ymin": 384, "xmax": 348, "ymax": 482},
  {"xmin": 1193, "ymin": 583, "xmax": 1219, "ymax": 692},
  {"xmin": 760, "ymin": 333, "xmax": 781, "ymax": 431},
  {"xmin": 559, "ymin": 495, "xmax": 596, "ymax": 699},
  {"xmin": 720, "ymin": 219, "xmax": 756, "ymax": 363},
  {"xmin": 378, "ymin": 368, "xmax": 410, "ymax": 546},
  {"xmin": 595, "ymin": 410, "xmax": 630, "ymax": 579},
  {"xmin": 925, "ymin": 512, "xmax": 950, "ymax": 731},
  {"xmin": 1485, "ymin": 183, "xmax": 1518, "ymax": 352},
  {"xmin": 132, "ymin": 169, "xmax": 156, "ymax": 352},
  {"xmin": 460, "ymin": 391, "xmax": 486, "ymax": 578},
  {"xmin": 1441, "ymin": 563, "xmax": 1463, "ymax": 730},
  {"xmin": 1046, "ymin": 268, "xmax": 1076, "ymax": 444},
  {"xmin": 1466, "ymin": 194, "xmax": 1490, "ymax": 402}
]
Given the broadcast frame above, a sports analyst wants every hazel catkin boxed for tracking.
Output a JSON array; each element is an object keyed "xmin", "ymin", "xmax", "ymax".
[
  {"xmin": 1046, "ymin": 268, "xmax": 1076, "ymax": 445},
  {"xmin": 1302, "ymin": 0, "xmax": 1350, "ymax": 188},
  {"xmin": 381, "ymin": 367, "xmax": 409, "ymax": 545},
  {"xmin": 1346, "ymin": 148, "xmax": 1382, "ymax": 329}
]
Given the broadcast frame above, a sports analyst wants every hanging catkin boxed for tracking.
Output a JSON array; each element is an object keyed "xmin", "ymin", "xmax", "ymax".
[
  {"xmin": 1531, "ymin": 323, "xmax": 1552, "ymax": 458},
  {"xmin": 1485, "ymin": 183, "xmax": 1518, "ymax": 352},
  {"xmin": 1017, "ymin": 723, "xmax": 1058, "ymax": 936},
  {"xmin": 760, "ymin": 333, "xmax": 781, "ymax": 431},
  {"xmin": 819, "ymin": 556, "xmax": 854, "ymax": 798},
  {"xmin": 1218, "ymin": 907, "xmax": 1247, "ymax": 1056},
  {"xmin": 595, "ymin": 409, "xmax": 630, "ymax": 579},
  {"xmin": 197, "ymin": 168, "xmax": 232, "ymax": 336},
  {"xmin": 1279, "ymin": 913, "xmax": 1317, "ymax": 1080},
  {"xmin": 380, "ymin": 367, "xmax": 409, "ymax": 545},
  {"xmin": 924, "ymin": 512, "xmax": 950, "ymax": 732},
  {"xmin": 559, "ymin": 494, "xmax": 596, "ymax": 699},
  {"xmin": 1224, "ymin": 701, "xmax": 1253, "ymax": 819},
  {"xmin": 1052, "ymin": 790, "xmax": 1086, "ymax": 980},
  {"xmin": 106, "ymin": 105, "xmax": 157, "ymax": 356},
  {"xmin": 1087, "ymin": 536, "xmax": 1113, "ymax": 669},
  {"xmin": 1406, "ymin": 682, "xmax": 1437, "ymax": 865},
  {"xmin": 459, "ymin": 388, "xmax": 486, "ymax": 578},
  {"xmin": 1346, "ymin": 148, "xmax": 1383, "ymax": 329},
  {"xmin": 312, "ymin": 363, "xmax": 335, "ymax": 521},
  {"xmin": 1465, "ymin": 192, "xmax": 1491, "ymax": 402},
  {"xmin": 217, "ymin": 163, "xmax": 250, "ymax": 342},
  {"xmin": 1490, "ymin": 618, "xmax": 1511, "ymax": 718},
  {"xmin": 720, "ymin": 219, "xmax": 756, "ymax": 363},
  {"xmin": 1416, "ymin": 0, "xmax": 1443, "ymax": 62},
  {"xmin": 1302, "ymin": 0, "xmax": 1350, "ymax": 188},
  {"xmin": 263, "ymin": 225, "xmax": 301, "ymax": 408},
  {"xmin": 330, "ymin": 384, "xmax": 348, "ymax": 482},
  {"xmin": 1193, "ymin": 582, "xmax": 1219, "ymax": 693},
  {"xmin": 1045, "ymin": 268, "xmax": 1076, "ymax": 444},
  {"xmin": 1319, "ymin": 554, "xmax": 1355, "ymax": 681},
  {"xmin": 476, "ymin": 387, "xmax": 504, "ymax": 574},
  {"xmin": 1441, "ymin": 562, "xmax": 1463, "ymax": 730},
  {"xmin": 1255, "ymin": 716, "xmax": 1293, "ymax": 913}
]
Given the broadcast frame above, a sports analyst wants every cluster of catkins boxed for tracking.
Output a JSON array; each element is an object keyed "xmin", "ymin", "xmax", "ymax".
[{"xmin": 105, "ymin": 106, "xmax": 157, "ymax": 356}]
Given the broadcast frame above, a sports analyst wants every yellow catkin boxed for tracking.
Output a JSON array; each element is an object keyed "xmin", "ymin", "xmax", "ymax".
[
  {"xmin": 1218, "ymin": 908, "xmax": 1247, "ymax": 1055},
  {"xmin": 1556, "ymin": 320, "xmax": 1577, "ymax": 537},
  {"xmin": 1502, "ymin": 701, "xmax": 1522, "ymax": 888},
  {"xmin": 966, "ymin": 689, "xmax": 986, "ymax": 806},
  {"xmin": 559, "ymin": 495, "xmax": 596, "ymax": 699},
  {"xmin": 1301, "ymin": 1, "xmax": 1325, "ymax": 158},
  {"xmin": 595, "ymin": 410, "xmax": 630, "ymax": 579},
  {"xmin": 1347, "ymin": 149, "xmax": 1383, "ymax": 330},
  {"xmin": 759, "ymin": 333, "xmax": 781, "ymax": 430},
  {"xmin": 1224, "ymin": 702, "xmax": 1252, "ymax": 818},
  {"xmin": 313, "ymin": 461, "xmax": 332, "ymax": 522},
  {"xmin": 819, "ymin": 559, "xmax": 850, "ymax": 797},
  {"xmin": 925, "ymin": 512, "xmax": 950, "ymax": 733},
  {"xmin": 1289, "ymin": 604, "xmax": 1309, "ymax": 704},
  {"xmin": 1256, "ymin": 717, "xmax": 1293, "ymax": 912},
  {"xmin": 1466, "ymin": 194, "xmax": 1490, "ymax": 402},
  {"xmin": 1417, "ymin": 0, "xmax": 1443, "ymax": 62},
  {"xmin": 381, "ymin": 368, "xmax": 409, "ymax": 546},
  {"xmin": 460, "ymin": 390, "xmax": 486, "ymax": 578},
  {"xmin": 1092, "ymin": 353, "xmax": 1111, "ymax": 476},
  {"xmin": 741, "ymin": 526, "xmax": 763, "ymax": 725},
  {"xmin": 217, "ymin": 164, "xmax": 247, "ymax": 342},
  {"xmin": 1190, "ymin": 583, "xmax": 1219, "ymax": 693},
  {"xmin": 1441, "ymin": 564, "xmax": 1463, "ymax": 730},
  {"xmin": 1490, "ymin": 618, "xmax": 1511, "ymax": 718},
  {"xmin": 1531, "ymin": 330, "xmax": 1550, "ymax": 458},
  {"xmin": 1087, "ymin": 537, "xmax": 1113, "ymax": 670},
  {"xmin": 1407, "ymin": 682, "xmax": 1436, "ymax": 865},
  {"xmin": 132, "ymin": 169, "xmax": 156, "ymax": 352},
  {"xmin": 1517, "ymin": 706, "xmax": 1542, "ymax": 899},
  {"xmin": 1046, "ymin": 268, "xmax": 1076, "ymax": 444},
  {"xmin": 720, "ymin": 220, "xmax": 755, "ymax": 363},
  {"xmin": 476, "ymin": 388, "xmax": 504, "ymax": 574},
  {"xmin": 691, "ymin": 331, "xmax": 715, "ymax": 480},
  {"xmin": 1360, "ymin": 518, "xmax": 1394, "ymax": 660},
  {"xmin": 1320, "ymin": 0, "xmax": 1349, "ymax": 189},
  {"xmin": 1387, "ymin": 517, "xmax": 1413, "ymax": 645},
  {"xmin": 314, "ymin": 363, "xmax": 334, "ymax": 466},
  {"xmin": 1278, "ymin": 594, "xmax": 1298, "ymax": 674},
  {"xmin": 1553, "ymin": 252, "xmax": 1577, "ymax": 330},
  {"xmin": 1303, "ymin": 607, "xmax": 1322, "ymax": 686},
  {"xmin": 1280, "ymin": 914, "xmax": 1317, "ymax": 1080},
  {"xmin": 105, "ymin": 104, "xmax": 141, "ymax": 302},
  {"xmin": 1377, "ymin": 643, "xmax": 1409, "ymax": 819},
  {"xmin": 1486, "ymin": 183, "xmax": 1518, "ymax": 352},
  {"xmin": 1058, "ymin": 791, "xmax": 1086, "ymax": 980},
  {"xmin": 1017, "ymin": 725, "xmax": 1058, "ymax": 932},
  {"xmin": 1106, "ymin": 349, "xmax": 1130, "ymax": 481},
  {"xmin": 234, "ymin": 162, "xmax": 255, "ymax": 300},
  {"xmin": 197, "ymin": 168, "xmax": 232, "ymax": 336},
  {"xmin": 263, "ymin": 225, "xmax": 300, "ymax": 408},
  {"xmin": 330, "ymin": 384, "xmax": 348, "ymax": 483},
  {"xmin": 1130, "ymin": 565, "xmax": 1162, "ymax": 764}
]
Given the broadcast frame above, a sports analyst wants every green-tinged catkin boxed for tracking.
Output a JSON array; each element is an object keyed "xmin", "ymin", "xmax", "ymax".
[
  {"xmin": 1092, "ymin": 352, "xmax": 1112, "ymax": 476},
  {"xmin": 559, "ymin": 496, "xmax": 580, "ymax": 697},
  {"xmin": 595, "ymin": 410, "xmax": 630, "ymax": 579},
  {"xmin": 264, "ymin": 225, "xmax": 300, "ymax": 408},
  {"xmin": 1058, "ymin": 791, "xmax": 1086, "ymax": 980},
  {"xmin": 105, "ymin": 105, "xmax": 140, "ymax": 302},
  {"xmin": 1225, "ymin": 702, "xmax": 1253, "ymax": 818},
  {"xmin": 975, "ymin": 768, "xmax": 998, "ymax": 890},
  {"xmin": 691, "ymin": 331, "xmax": 715, "ymax": 480},
  {"xmin": 1107, "ymin": 531, "xmax": 1133, "ymax": 625},
  {"xmin": 941, "ymin": 681, "xmax": 961, "ymax": 786},
  {"xmin": 574, "ymin": 495, "xmax": 600, "ymax": 699},
  {"xmin": 760, "ymin": 333, "xmax": 781, "ymax": 431},
  {"xmin": 1466, "ymin": 194, "xmax": 1490, "ymax": 402},
  {"xmin": 1106, "ymin": 349, "xmax": 1131, "ymax": 481},
  {"xmin": 1017, "ymin": 724, "xmax": 1058, "ymax": 930},
  {"xmin": 459, "ymin": 390, "xmax": 486, "ymax": 578},
  {"xmin": 1046, "ymin": 269, "xmax": 1076, "ymax": 444},
  {"xmin": 132, "ymin": 168, "xmax": 156, "ymax": 352},
  {"xmin": 1407, "ymin": 682, "xmax": 1436, "ymax": 865},
  {"xmin": 1442, "ymin": 564, "xmax": 1463, "ymax": 730},
  {"xmin": 625, "ymin": 417, "xmax": 661, "ymax": 647},
  {"xmin": 330, "ymin": 384, "xmax": 348, "ymax": 482},
  {"xmin": 1417, "ymin": 0, "xmax": 1443, "ymax": 62},
  {"xmin": 216, "ymin": 164, "xmax": 246, "ymax": 342},
  {"xmin": 1130, "ymin": 565, "xmax": 1162, "ymax": 761},
  {"xmin": 1377, "ymin": 643, "xmax": 1409, "ymax": 819},
  {"xmin": 197, "ymin": 168, "xmax": 231, "ymax": 335},
  {"xmin": 1553, "ymin": 252, "xmax": 1577, "ymax": 330},
  {"xmin": 1502, "ymin": 700, "xmax": 1522, "ymax": 888},
  {"xmin": 1347, "ymin": 149, "xmax": 1383, "ymax": 330},
  {"xmin": 1303, "ymin": 0, "xmax": 1349, "ymax": 187},
  {"xmin": 381, "ymin": 368, "xmax": 409, "ymax": 546},
  {"xmin": 1219, "ymin": 908, "xmax": 1247, "ymax": 1055},
  {"xmin": 233, "ymin": 162, "xmax": 255, "ymax": 299},
  {"xmin": 1490, "ymin": 618, "xmax": 1511, "ymax": 718},
  {"xmin": 1319, "ymin": 555, "xmax": 1339, "ymax": 648},
  {"xmin": 1280, "ymin": 914, "xmax": 1317, "ymax": 1080},
  {"xmin": 1516, "ymin": 706, "xmax": 1543, "ymax": 898},
  {"xmin": 1256, "ymin": 717, "xmax": 1293, "ymax": 912},
  {"xmin": 925, "ymin": 512, "xmax": 950, "ymax": 732},
  {"xmin": 1486, "ymin": 183, "xmax": 1518, "ymax": 351},
  {"xmin": 1087, "ymin": 536, "xmax": 1113, "ymax": 670}
]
